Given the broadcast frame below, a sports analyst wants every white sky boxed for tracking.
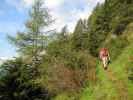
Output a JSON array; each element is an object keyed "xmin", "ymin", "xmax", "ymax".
[
  {"xmin": 0, "ymin": 0, "xmax": 105, "ymax": 60},
  {"xmin": 23, "ymin": 0, "xmax": 105, "ymax": 32}
]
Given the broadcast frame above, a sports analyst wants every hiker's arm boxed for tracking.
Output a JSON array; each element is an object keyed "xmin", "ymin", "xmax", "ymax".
[{"xmin": 108, "ymin": 53, "xmax": 110, "ymax": 61}]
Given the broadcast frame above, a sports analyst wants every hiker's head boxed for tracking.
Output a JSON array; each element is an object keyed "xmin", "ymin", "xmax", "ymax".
[{"xmin": 101, "ymin": 48, "xmax": 107, "ymax": 51}]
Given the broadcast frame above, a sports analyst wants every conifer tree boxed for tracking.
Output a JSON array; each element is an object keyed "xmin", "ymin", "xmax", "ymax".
[
  {"xmin": 9, "ymin": 0, "xmax": 52, "ymax": 58},
  {"xmin": 72, "ymin": 19, "xmax": 89, "ymax": 50}
]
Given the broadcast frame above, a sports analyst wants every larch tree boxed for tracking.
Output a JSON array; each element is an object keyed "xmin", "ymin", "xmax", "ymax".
[{"xmin": 8, "ymin": 0, "xmax": 53, "ymax": 59}]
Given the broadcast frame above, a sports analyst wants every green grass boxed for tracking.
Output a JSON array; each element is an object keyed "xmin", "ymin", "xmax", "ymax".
[
  {"xmin": 80, "ymin": 42, "xmax": 133, "ymax": 100},
  {"xmin": 80, "ymin": 62, "xmax": 118, "ymax": 100},
  {"xmin": 109, "ymin": 43, "xmax": 133, "ymax": 100},
  {"xmin": 52, "ymin": 93, "xmax": 76, "ymax": 100},
  {"xmin": 53, "ymin": 35, "xmax": 133, "ymax": 100}
]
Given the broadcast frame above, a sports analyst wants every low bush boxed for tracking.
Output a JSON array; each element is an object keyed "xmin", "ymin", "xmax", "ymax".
[
  {"xmin": 104, "ymin": 35, "xmax": 129, "ymax": 61},
  {"xmin": 37, "ymin": 50, "xmax": 97, "ymax": 96}
]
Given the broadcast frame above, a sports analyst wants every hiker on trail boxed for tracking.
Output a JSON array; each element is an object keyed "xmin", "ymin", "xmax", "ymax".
[{"xmin": 99, "ymin": 48, "xmax": 110, "ymax": 70}]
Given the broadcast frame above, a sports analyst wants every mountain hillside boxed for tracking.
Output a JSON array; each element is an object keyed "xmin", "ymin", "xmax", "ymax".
[
  {"xmin": 80, "ymin": 24, "xmax": 133, "ymax": 100},
  {"xmin": 0, "ymin": 0, "xmax": 133, "ymax": 100}
]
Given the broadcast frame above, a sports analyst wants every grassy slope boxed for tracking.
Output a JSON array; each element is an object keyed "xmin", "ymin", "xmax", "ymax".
[
  {"xmin": 54, "ymin": 43, "xmax": 133, "ymax": 100},
  {"xmin": 109, "ymin": 42, "xmax": 133, "ymax": 100},
  {"xmin": 54, "ymin": 24, "xmax": 133, "ymax": 100},
  {"xmin": 80, "ymin": 41, "xmax": 133, "ymax": 100}
]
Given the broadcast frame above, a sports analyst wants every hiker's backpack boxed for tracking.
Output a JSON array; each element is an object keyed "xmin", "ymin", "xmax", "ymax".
[{"xmin": 100, "ymin": 48, "xmax": 108, "ymax": 58}]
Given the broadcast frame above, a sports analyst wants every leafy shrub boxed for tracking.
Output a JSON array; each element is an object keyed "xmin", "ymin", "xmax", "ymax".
[
  {"xmin": 38, "ymin": 51, "xmax": 97, "ymax": 95},
  {"xmin": 104, "ymin": 35, "xmax": 129, "ymax": 61},
  {"xmin": 126, "ymin": 56, "xmax": 133, "ymax": 82},
  {"xmin": 123, "ymin": 22, "xmax": 133, "ymax": 42}
]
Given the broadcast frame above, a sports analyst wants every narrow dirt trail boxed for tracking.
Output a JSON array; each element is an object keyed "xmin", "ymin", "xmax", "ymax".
[{"xmin": 105, "ymin": 68, "xmax": 130, "ymax": 100}]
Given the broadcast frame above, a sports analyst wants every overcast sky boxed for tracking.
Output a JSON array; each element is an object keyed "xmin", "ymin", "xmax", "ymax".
[{"xmin": 0, "ymin": 0, "xmax": 105, "ymax": 59}]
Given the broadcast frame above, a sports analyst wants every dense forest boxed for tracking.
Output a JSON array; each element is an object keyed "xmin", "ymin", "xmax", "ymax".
[{"xmin": 0, "ymin": 0, "xmax": 133, "ymax": 100}]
